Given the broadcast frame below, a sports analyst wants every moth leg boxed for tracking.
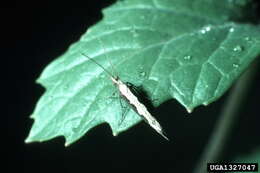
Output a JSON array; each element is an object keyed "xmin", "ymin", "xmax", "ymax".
[
  {"xmin": 118, "ymin": 97, "xmax": 130, "ymax": 126},
  {"xmin": 107, "ymin": 90, "xmax": 129, "ymax": 126}
]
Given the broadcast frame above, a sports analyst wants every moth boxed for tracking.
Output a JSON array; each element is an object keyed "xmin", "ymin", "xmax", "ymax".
[{"xmin": 81, "ymin": 53, "xmax": 169, "ymax": 140}]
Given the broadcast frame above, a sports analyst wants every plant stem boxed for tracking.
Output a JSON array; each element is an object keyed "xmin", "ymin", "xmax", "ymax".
[{"xmin": 193, "ymin": 63, "xmax": 258, "ymax": 173}]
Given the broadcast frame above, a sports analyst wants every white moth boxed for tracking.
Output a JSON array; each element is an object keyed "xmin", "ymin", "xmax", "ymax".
[{"xmin": 81, "ymin": 53, "xmax": 169, "ymax": 140}]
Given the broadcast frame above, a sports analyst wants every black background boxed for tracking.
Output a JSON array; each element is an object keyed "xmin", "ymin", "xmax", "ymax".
[{"xmin": 6, "ymin": 1, "xmax": 260, "ymax": 173}]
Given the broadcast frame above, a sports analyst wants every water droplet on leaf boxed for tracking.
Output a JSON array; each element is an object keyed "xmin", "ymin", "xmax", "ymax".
[
  {"xmin": 200, "ymin": 30, "xmax": 206, "ymax": 34},
  {"xmin": 200, "ymin": 26, "xmax": 211, "ymax": 34},
  {"xmin": 244, "ymin": 36, "xmax": 251, "ymax": 41},
  {"xmin": 233, "ymin": 45, "xmax": 243, "ymax": 52},
  {"xmin": 184, "ymin": 55, "xmax": 192, "ymax": 60},
  {"xmin": 139, "ymin": 71, "xmax": 146, "ymax": 77},
  {"xmin": 138, "ymin": 65, "xmax": 144, "ymax": 70},
  {"xmin": 232, "ymin": 63, "xmax": 239, "ymax": 68},
  {"xmin": 229, "ymin": 27, "xmax": 234, "ymax": 32},
  {"xmin": 205, "ymin": 26, "xmax": 211, "ymax": 32}
]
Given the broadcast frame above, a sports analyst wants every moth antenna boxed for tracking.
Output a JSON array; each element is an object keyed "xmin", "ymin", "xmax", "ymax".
[
  {"xmin": 97, "ymin": 38, "xmax": 118, "ymax": 77},
  {"xmin": 81, "ymin": 53, "xmax": 114, "ymax": 78}
]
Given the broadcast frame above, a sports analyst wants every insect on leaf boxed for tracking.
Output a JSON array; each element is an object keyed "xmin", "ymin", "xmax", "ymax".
[{"xmin": 26, "ymin": 0, "xmax": 260, "ymax": 145}]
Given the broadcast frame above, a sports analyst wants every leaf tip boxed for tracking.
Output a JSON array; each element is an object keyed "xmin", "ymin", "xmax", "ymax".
[
  {"xmin": 24, "ymin": 139, "xmax": 30, "ymax": 144},
  {"xmin": 203, "ymin": 102, "xmax": 209, "ymax": 106},
  {"xmin": 64, "ymin": 136, "xmax": 77, "ymax": 147},
  {"xmin": 24, "ymin": 129, "xmax": 40, "ymax": 144},
  {"xmin": 186, "ymin": 108, "xmax": 193, "ymax": 113},
  {"xmin": 29, "ymin": 114, "xmax": 34, "ymax": 118},
  {"xmin": 112, "ymin": 132, "xmax": 119, "ymax": 137},
  {"xmin": 24, "ymin": 136, "xmax": 34, "ymax": 144},
  {"xmin": 64, "ymin": 142, "xmax": 71, "ymax": 147}
]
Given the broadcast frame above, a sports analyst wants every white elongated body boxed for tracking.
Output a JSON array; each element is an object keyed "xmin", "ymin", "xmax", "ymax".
[
  {"xmin": 81, "ymin": 53, "xmax": 168, "ymax": 140},
  {"xmin": 111, "ymin": 77, "xmax": 169, "ymax": 140}
]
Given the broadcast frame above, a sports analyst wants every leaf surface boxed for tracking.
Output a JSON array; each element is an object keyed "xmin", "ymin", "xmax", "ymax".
[{"xmin": 26, "ymin": 0, "xmax": 260, "ymax": 145}]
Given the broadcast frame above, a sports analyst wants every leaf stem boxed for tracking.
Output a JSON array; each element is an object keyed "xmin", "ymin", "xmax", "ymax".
[{"xmin": 193, "ymin": 62, "xmax": 259, "ymax": 173}]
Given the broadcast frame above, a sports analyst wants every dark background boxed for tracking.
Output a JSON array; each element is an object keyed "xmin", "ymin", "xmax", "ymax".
[{"xmin": 6, "ymin": 1, "xmax": 260, "ymax": 173}]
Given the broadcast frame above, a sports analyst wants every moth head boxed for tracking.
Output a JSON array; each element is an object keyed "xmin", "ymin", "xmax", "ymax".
[{"xmin": 111, "ymin": 76, "xmax": 120, "ymax": 84}]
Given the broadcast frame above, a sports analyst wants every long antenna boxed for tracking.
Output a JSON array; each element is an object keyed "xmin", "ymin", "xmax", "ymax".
[
  {"xmin": 97, "ymin": 38, "xmax": 118, "ymax": 77},
  {"xmin": 81, "ymin": 53, "xmax": 114, "ymax": 78}
]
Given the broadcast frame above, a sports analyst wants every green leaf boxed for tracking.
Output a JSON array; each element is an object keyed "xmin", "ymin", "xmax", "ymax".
[{"xmin": 26, "ymin": 0, "xmax": 260, "ymax": 145}]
